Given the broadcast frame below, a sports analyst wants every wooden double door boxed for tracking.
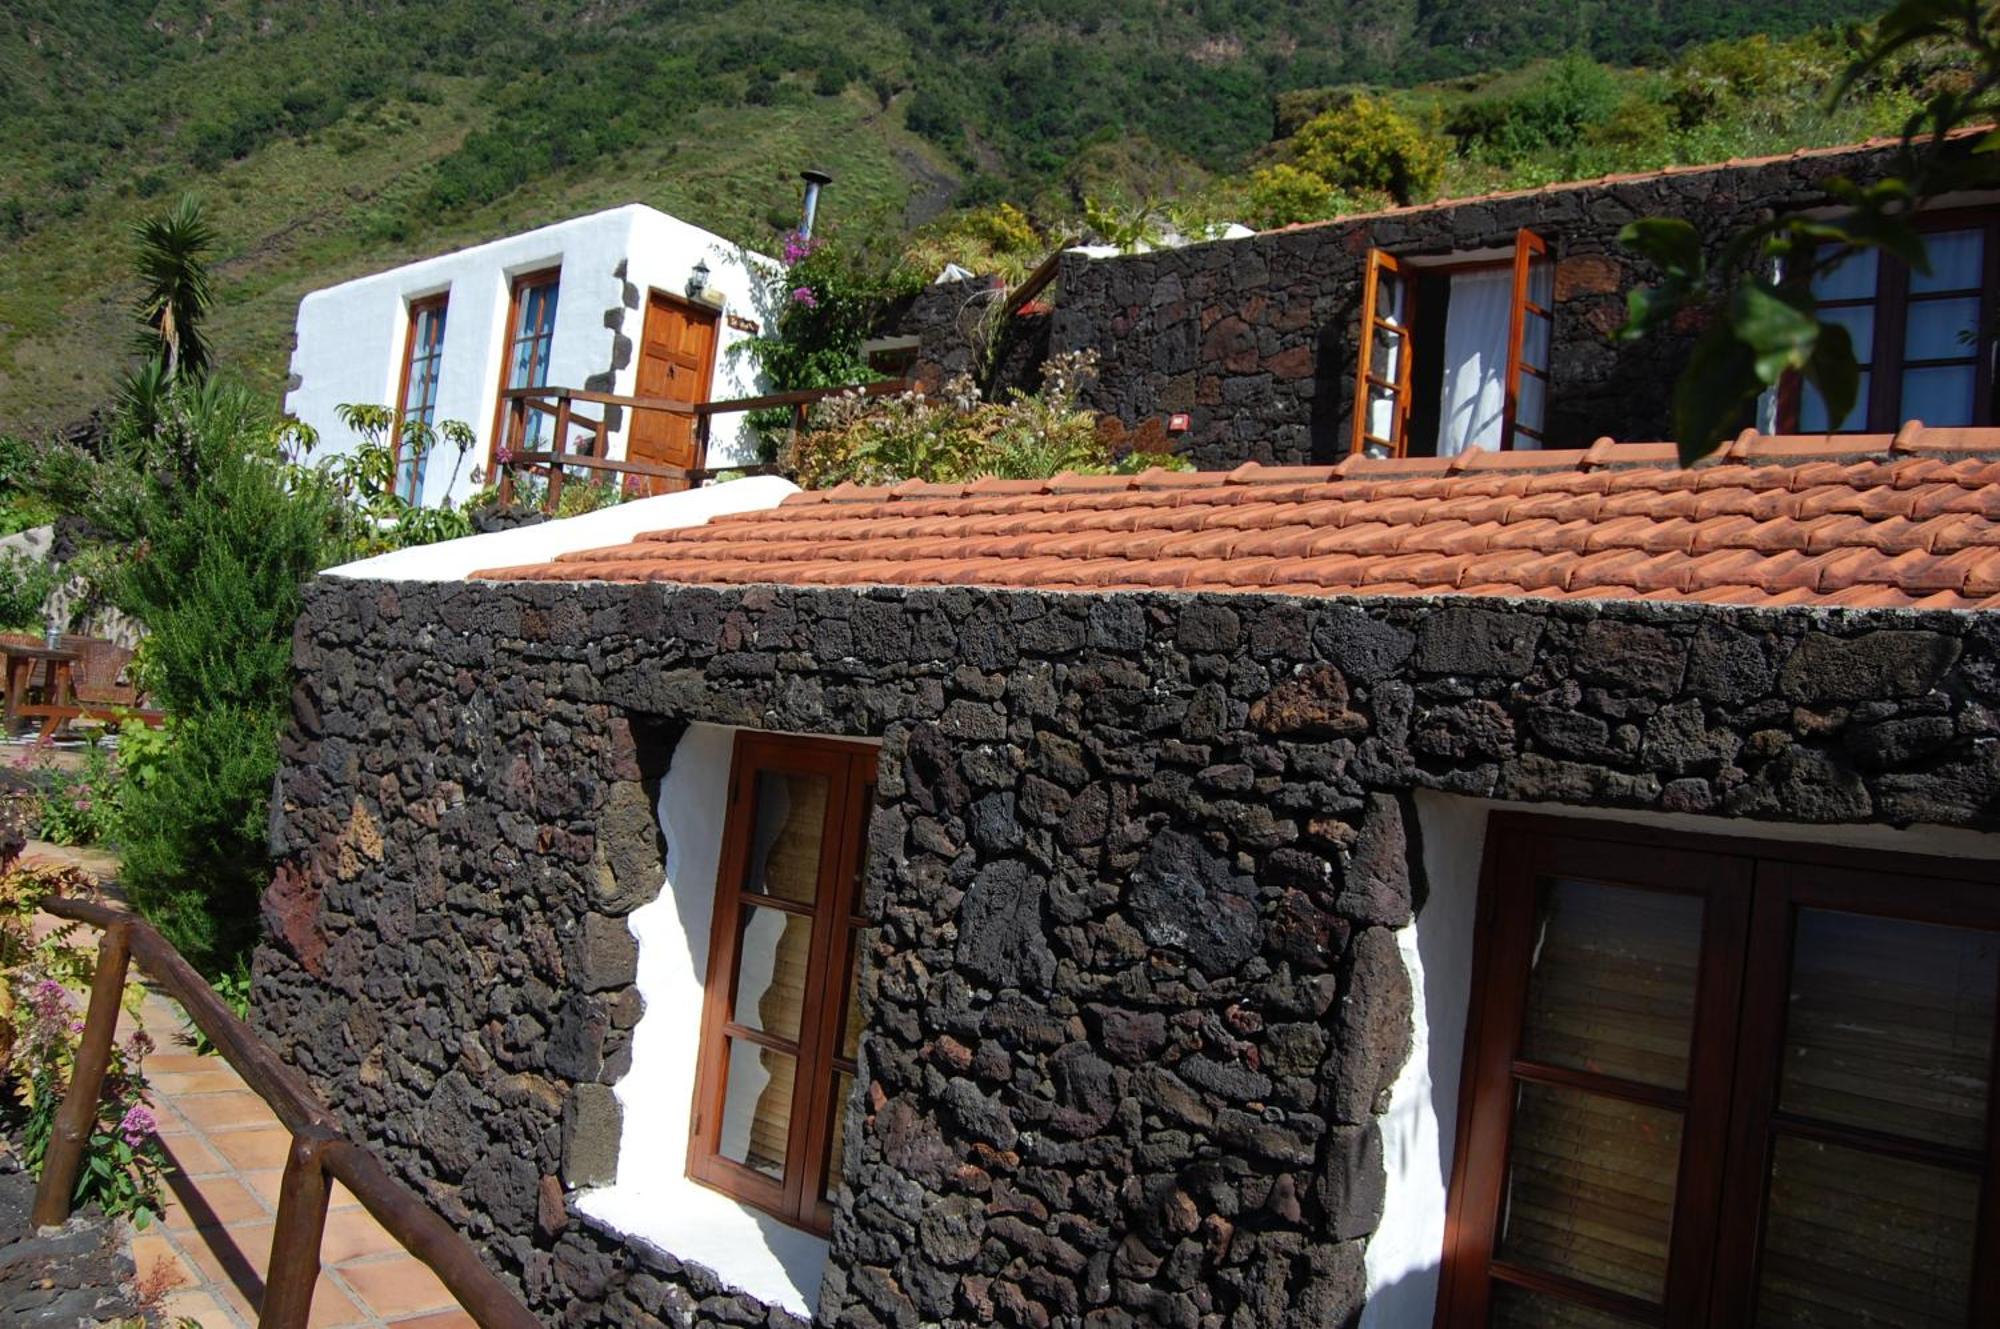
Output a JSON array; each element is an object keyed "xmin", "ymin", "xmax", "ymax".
[{"xmin": 629, "ymin": 290, "xmax": 718, "ymax": 493}]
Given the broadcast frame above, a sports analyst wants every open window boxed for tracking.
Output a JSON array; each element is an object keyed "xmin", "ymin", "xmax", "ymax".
[
  {"xmin": 688, "ymin": 732, "xmax": 874, "ymax": 1235},
  {"xmin": 390, "ymin": 294, "xmax": 448, "ymax": 504},
  {"xmin": 1776, "ymin": 212, "xmax": 1998, "ymax": 432},
  {"xmin": 1351, "ymin": 230, "xmax": 1552, "ymax": 458},
  {"xmin": 1439, "ymin": 817, "xmax": 2000, "ymax": 1327}
]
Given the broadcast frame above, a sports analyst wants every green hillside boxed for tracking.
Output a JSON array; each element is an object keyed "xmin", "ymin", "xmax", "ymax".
[{"xmin": 0, "ymin": 0, "xmax": 1896, "ymax": 434}]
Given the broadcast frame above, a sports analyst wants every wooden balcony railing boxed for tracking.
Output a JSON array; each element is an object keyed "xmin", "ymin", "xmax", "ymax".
[
  {"xmin": 33, "ymin": 897, "xmax": 541, "ymax": 1329},
  {"xmin": 493, "ymin": 378, "xmax": 911, "ymax": 513}
]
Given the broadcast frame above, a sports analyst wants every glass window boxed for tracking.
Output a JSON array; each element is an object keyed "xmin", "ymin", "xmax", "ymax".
[
  {"xmin": 691, "ymin": 734, "xmax": 878, "ymax": 1234},
  {"xmin": 1441, "ymin": 826, "xmax": 2000, "ymax": 1327},
  {"xmin": 393, "ymin": 297, "xmax": 447, "ymax": 503}
]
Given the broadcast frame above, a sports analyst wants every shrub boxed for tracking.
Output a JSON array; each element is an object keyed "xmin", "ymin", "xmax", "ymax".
[
  {"xmin": 29, "ymin": 742, "xmax": 121, "ymax": 848},
  {"xmin": 1241, "ymin": 164, "xmax": 1340, "ymax": 228},
  {"xmin": 0, "ymin": 551, "xmax": 59, "ymax": 632},
  {"xmin": 1290, "ymin": 97, "xmax": 1449, "ymax": 206},
  {"xmin": 1448, "ymin": 55, "xmax": 1625, "ymax": 163},
  {"xmin": 790, "ymin": 350, "xmax": 1188, "ymax": 487}
]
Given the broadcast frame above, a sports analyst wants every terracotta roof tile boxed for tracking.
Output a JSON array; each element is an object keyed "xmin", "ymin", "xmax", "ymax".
[{"xmin": 469, "ymin": 426, "xmax": 2000, "ymax": 610}]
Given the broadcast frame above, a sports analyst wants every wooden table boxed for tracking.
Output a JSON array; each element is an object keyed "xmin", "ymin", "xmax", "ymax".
[{"xmin": 1, "ymin": 643, "xmax": 80, "ymax": 735}]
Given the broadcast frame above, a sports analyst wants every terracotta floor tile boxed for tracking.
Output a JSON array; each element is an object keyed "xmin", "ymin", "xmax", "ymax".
[
  {"xmin": 153, "ymin": 1069, "xmax": 253, "ymax": 1096},
  {"xmin": 302, "ymin": 1274, "xmax": 372, "ymax": 1329},
  {"xmin": 390, "ymin": 1311, "xmax": 478, "ymax": 1329},
  {"xmin": 213, "ymin": 1126, "xmax": 295, "ymax": 1172},
  {"xmin": 338, "ymin": 1252, "xmax": 456, "ymax": 1319},
  {"xmin": 161, "ymin": 1286, "xmax": 248, "ymax": 1329},
  {"xmin": 156, "ymin": 1131, "xmax": 230, "ymax": 1178},
  {"xmin": 176, "ymin": 1091, "xmax": 281, "ymax": 1132},
  {"xmin": 162, "ymin": 1175, "xmax": 272, "ymax": 1232},
  {"xmin": 318, "ymin": 1206, "xmax": 400, "ymax": 1264},
  {"xmin": 143, "ymin": 1051, "xmax": 223, "ymax": 1074},
  {"xmin": 179, "ymin": 1219, "xmax": 272, "ymax": 1289},
  {"xmin": 130, "ymin": 1230, "xmax": 195, "ymax": 1293},
  {"xmin": 241, "ymin": 1168, "xmax": 365, "ymax": 1213}
]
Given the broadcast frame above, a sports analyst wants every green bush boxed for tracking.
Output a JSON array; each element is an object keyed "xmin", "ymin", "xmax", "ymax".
[
  {"xmin": 1290, "ymin": 97, "xmax": 1449, "ymax": 206},
  {"xmin": 116, "ymin": 707, "xmax": 282, "ymax": 972},
  {"xmin": 0, "ymin": 552, "xmax": 59, "ymax": 632},
  {"xmin": 1240, "ymin": 164, "xmax": 1341, "ymax": 228},
  {"xmin": 1448, "ymin": 55, "xmax": 1625, "ymax": 163}
]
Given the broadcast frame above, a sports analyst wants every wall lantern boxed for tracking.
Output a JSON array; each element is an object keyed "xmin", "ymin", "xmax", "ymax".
[{"xmin": 688, "ymin": 259, "xmax": 711, "ymax": 299}]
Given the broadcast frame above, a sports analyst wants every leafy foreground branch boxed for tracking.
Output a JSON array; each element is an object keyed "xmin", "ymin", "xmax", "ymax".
[{"xmin": 1621, "ymin": 0, "xmax": 1999, "ymax": 462}]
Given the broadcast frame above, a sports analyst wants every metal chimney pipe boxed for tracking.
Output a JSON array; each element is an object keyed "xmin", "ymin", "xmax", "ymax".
[{"xmin": 799, "ymin": 167, "xmax": 833, "ymax": 238}]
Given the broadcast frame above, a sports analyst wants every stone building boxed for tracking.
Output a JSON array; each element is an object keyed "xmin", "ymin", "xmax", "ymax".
[
  {"xmin": 900, "ymin": 136, "xmax": 1998, "ymax": 467},
  {"xmin": 258, "ymin": 420, "xmax": 2000, "ymax": 1329}
]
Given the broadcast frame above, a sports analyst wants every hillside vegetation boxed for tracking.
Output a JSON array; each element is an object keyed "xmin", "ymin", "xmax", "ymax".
[{"xmin": 0, "ymin": 0, "xmax": 1919, "ymax": 434}]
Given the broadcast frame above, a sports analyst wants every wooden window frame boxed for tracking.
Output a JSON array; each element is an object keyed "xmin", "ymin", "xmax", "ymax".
[
  {"xmin": 1500, "ymin": 229, "xmax": 1552, "ymax": 450},
  {"xmin": 487, "ymin": 266, "xmax": 563, "ymax": 469},
  {"xmin": 1438, "ymin": 813, "xmax": 2000, "ymax": 1328},
  {"xmin": 1351, "ymin": 248, "xmax": 1417, "ymax": 457},
  {"xmin": 389, "ymin": 293, "xmax": 449, "ymax": 503},
  {"xmin": 1776, "ymin": 207, "xmax": 2000, "ymax": 433},
  {"xmin": 686, "ymin": 731, "xmax": 876, "ymax": 1235}
]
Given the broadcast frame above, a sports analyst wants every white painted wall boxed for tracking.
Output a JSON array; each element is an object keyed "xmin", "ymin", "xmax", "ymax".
[
  {"xmin": 1359, "ymin": 795, "xmax": 2000, "ymax": 1328},
  {"xmin": 286, "ymin": 205, "xmax": 778, "ymax": 507}
]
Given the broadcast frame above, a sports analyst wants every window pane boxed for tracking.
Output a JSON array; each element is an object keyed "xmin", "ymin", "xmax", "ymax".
[
  {"xmin": 1818, "ymin": 303, "xmax": 1876, "ymax": 368},
  {"xmin": 1903, "ymin": 296, "xmax": 1981, "ymax": 361},
  {"xmin": 1491, "ymin": 1283, "xmax": 1648, "ymax": 1328},
  {"xmin": 823, "ymin": 1069, "xmax": 855, "ymax": 1202},
  {"xmin": 1908, "ymin": 229, "xmax": 1983, "ymax": 294},
  {"xmin": 743, "ymin": 771, "xmax": 830, "ymax": 904},
  {"xmin": 731, "ymin": 904, "xmax": 814, "ymax": 1042},
  {"xmin": 839, "ymin": 932, "xmax": 864, "ymax": 1061},
  {"xmin": 1371, "ymin": 326, "xmax": 1403, "ymax": 381},
  {"xmin": 1780, "ymin": 908, "xmax": 1997, "ymax": 1150},
  {"xmin": 1799, "ymin": 371, "xmax": 1870, "ymax": 433},
  {"xmin": 1528, "ymin": 256, "xmax": 1554, "ymax": 308},
  {"xmin": 1522, "ymin": 309, "xmax": 1551, "ymax": 368},
  {"xmin": 1812, "ymin": 246, "xmax": 1879, "ymax": 302},
  {"xmin": 719, "ymin": 1038, "xmax": 796, "ymax": 1181},
  {"xmin": 1516, "ymin": 372, "xmax": 1546, "ymax": 437},
  {"xmin": 1367, "ymin": 385, "xmax": 1398, "ymax": 442},
  {"xmin": 1377, "ymin": 270, "xmax": 1407, "ymax": 327},
  {"xmin": 1521, "ymin": 878, "xmax": 1704, "ymax": 1089},
  {"xmin": 1756, "ymin": 1136, "xmax": 1980, "ymax": 1329},
  {"xmin": 1900, "ymin": 365, "xmax": 1978, "ymax": 427},
  {"xmin": 1497, "ymin": 1080, "xmax": 1682, "ymax": 1303}
]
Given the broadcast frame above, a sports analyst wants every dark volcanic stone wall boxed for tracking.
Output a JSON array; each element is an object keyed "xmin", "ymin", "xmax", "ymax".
[
  {"xmin": 255, "ymin": 577, "xmax": 2000, "ymax": 1329},
  {"xmin": 899, "ymin": 143, "xmax": 1913, "ymax": 469}
]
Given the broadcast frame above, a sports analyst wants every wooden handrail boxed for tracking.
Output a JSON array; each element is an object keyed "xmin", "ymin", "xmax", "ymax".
[
  {"xmin": 31, "ymin": 897, "xmax": 542, "ymax": 1329},
  {"xmin": 1003, "ymin": 251, "xmax": 1063, "ymax": 318},
  {"xmin": 493, "ymin": 376, "xmax": 913, "ymax": 513}
]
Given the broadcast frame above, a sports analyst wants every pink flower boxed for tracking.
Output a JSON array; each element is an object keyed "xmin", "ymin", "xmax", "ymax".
[
  {"xmin": 127, "ymin": 1030, "xmax": 155, "ymax": 1059},
  {"xmin": 781, "ymin": 231, "xmax": 819, "ymax": 265},
  {"xmin": 791, "ymin": 286, "xmax": 818, "ymax": 308},
  {"xmin": 118, "ymin": 1104, "xmax": 157, "ymax": 1146},
  {"xmin": 495, "ymin": 446, "xmax": 514, "ymax": 465},
  {"xmin": 31, "ymin": 979, "xmax": 69, "ymax": 1020}
]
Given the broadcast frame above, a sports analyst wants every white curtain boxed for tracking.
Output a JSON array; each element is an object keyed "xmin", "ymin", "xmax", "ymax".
[{"xmin": 1436, "ymin": 268, "xmax": 1515, "ymax": 457}]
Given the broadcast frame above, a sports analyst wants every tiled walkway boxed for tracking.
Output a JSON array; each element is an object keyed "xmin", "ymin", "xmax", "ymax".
[{"xmin": 23, "ymin": 844, "xmax": 473, "ymax": 1329}]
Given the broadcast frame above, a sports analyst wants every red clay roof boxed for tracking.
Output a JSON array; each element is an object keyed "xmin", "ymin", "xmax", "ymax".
[{"xmin": 472, "ymin": 426, "xmax": 2000, "ymax": 610}]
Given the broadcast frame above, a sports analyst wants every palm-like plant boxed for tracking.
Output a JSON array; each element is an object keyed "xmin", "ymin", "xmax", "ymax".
[{"xmin": 131, "ymin": 195, "xmax": 217, "ymax": 384}]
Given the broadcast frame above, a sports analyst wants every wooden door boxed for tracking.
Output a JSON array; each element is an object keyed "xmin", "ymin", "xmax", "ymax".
[{"xmin": 630, "ymin": 291, "xmax": 718, "ymax": 493}]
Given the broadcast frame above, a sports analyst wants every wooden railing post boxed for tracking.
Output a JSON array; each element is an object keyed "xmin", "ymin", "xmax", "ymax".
[
  {"xmin": 32, "ymin": 921, "xmax": 132, "ymax": 1227},
  {"xmin": 545, "ymin": 395, "xmax": 572, "ymax": 514},
  {"xmin": 260, "ymin": 1127, "xmax": 335, "ymax": 1329}
]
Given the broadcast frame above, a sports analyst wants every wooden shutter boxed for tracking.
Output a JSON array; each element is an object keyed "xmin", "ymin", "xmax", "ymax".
[
  {"xmin": 1351, "ymin": 248, "xmax": 1415, "ymax": 457},
  {"xmin": 1502, "ymin": 229, "xmax": 1552, "ymax": 450}
]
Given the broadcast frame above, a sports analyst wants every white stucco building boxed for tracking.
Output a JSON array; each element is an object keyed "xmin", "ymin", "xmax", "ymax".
[{"xmin": 285, "ymin": 205, "xmax": 779, "ymax": 507}]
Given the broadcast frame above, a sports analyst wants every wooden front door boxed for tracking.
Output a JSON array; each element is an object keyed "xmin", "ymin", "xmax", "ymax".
[{"xmin": 630, "ymin": 291, "xmax": 718, "ymax": 493}]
